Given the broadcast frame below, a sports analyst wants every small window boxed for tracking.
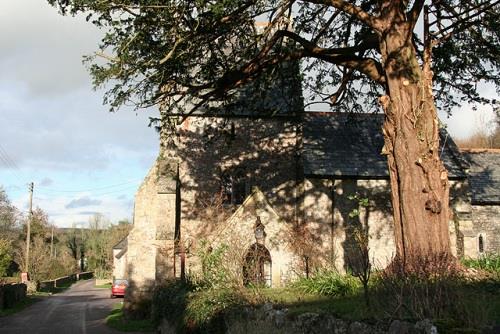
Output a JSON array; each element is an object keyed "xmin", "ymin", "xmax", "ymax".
[
  {"xmin": 221, "ymin": 169, "xmax": 246, "ymax": 205},
  {"xmin": 478, "ymin": 234, "xmax": 484, "ymax": 254}
]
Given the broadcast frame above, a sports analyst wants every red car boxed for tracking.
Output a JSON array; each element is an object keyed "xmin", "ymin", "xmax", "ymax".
[{"xmin": 111, "ymin": 279, "xmax": 128, "ymax": 298}]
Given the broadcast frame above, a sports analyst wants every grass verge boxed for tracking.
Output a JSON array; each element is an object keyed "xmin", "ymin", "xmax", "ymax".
[
  {"xmin": 106, "ymin": 302, "xmax": 155, "ymax": 332},
  {"xmin": 95, "ymin": 282, "xmax": 112, "ymax": 289},
  {"xmin": 0, "ymin": 296, "xmax": 40, "ymax": 317}
]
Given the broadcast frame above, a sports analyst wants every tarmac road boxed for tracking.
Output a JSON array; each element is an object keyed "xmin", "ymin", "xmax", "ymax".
[{"xmin": 0, "ymin": 279, "xmax": 133, "ymax": 334}]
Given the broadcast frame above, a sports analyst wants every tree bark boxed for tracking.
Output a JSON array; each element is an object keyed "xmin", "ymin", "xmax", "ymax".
[{"xmin": 378, "ymin": 7, "xmax": 452, "ymax": 262}]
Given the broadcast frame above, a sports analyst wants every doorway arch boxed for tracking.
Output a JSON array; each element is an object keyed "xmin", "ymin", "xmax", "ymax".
[{"xmin": 243, "ymin": 243, "xmax": 272, "ymax": 287}]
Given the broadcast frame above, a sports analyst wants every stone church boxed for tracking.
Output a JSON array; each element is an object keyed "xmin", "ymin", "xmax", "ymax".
[{"xmin": 116, "ymin": 104, "xmax": 499, "ymax": 309}]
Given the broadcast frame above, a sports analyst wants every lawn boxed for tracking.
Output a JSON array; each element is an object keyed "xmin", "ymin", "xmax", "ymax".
[
  {"xmin": 95, "ymin": 282, "xmax": 112, "ymax": 289},
  {"xmin": 106, "ymin": 302, "xmax": 155, "ymax": 332}
]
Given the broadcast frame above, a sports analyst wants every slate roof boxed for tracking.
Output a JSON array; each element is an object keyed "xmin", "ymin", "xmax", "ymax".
[
  {"xmin": 462, "ymin": 150, "xmax": 500, "ymax": 205},
  {"xmin": 303, "ymin": 112, "xmax": 466, "ymax": 179},
  {"xmin": 112, "ymin": 237, "xmax": 127, "ymax": 250}
]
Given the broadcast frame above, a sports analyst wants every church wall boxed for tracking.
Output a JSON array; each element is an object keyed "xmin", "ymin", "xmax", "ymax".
[
  {"xmin": 303, "ymin": 178, "xmax": 395, "ymax": 272},
  {"xmin": 470, "ymin": 205, "xmax": 500, "ymax": 256},
  {"xmin": 303, "ymin": 178, "xmax": 471, "ymax": 272},
  {"xmin": 112, "ymin": 249, "xmax": 127, "ymax": 279},
  {"xmin": 125, "ymin": 162, "xmax": 176, "ymax": 314},
  {"xmin": 175, "ymin": 117, "xmax": 301, "ymax": 286}
]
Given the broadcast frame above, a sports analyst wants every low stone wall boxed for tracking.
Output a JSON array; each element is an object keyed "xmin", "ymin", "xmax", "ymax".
[
  {"xmin": 77, "ymin": 272, "xmax": 94, "ymax": 280},
  {"xmin": 0, "ymin": 283, "xmax": 27, "ymax": 310},
  {"xmin": 39, "ymin": 271, "xmax": 94, "ymax": 292},
  {"xmin": 158, "ymin": 304, "xmax": 438, "ymax": 334}
]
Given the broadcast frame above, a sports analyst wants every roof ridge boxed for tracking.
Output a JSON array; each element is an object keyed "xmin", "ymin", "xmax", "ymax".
[
  {"xmin": 460, "ymin": 148, "xmax": 500, "ymax": 153},
  {"xmin": 304, "ymin": 111, "xmax": 384, "ymax": 119}
]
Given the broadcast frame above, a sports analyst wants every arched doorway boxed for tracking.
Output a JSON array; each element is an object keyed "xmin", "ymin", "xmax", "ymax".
[{"xmin": 243, "ymin": 243, "xmax": 272, "ymax": 287}]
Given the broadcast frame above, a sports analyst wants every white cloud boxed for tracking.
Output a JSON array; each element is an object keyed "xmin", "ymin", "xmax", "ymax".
[
  {"xmin": 0, "ymin": 1, "xmax": 102, "ymax": 96},
  {"xmin": 65, "ymin": 196, "xmax": 102, "ymax": 209},
  {"xmin": 0, "ymin": 1, "xmax": 157, "ymax": 227}
]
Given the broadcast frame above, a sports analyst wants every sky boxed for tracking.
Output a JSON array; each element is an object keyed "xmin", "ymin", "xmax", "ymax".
[
  {"xmin": 0, "ymin": 1, "xmax": 158, "ymax": 227},
  {"xmin": 0, "ymin": 1, "xmax": 497, "ymax": 228}
]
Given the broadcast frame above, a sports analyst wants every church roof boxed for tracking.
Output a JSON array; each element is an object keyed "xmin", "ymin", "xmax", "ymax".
[
  {"xmin": 113, "ymin": 237, "xmax": 127, "ymax": 250},
  {"xmin": 303, "ymin": 112, "xmax": 467, "ymax": 180},
  {"xmin": 462, "ymin": 150, "xmax": 500, "ymax": 205}
]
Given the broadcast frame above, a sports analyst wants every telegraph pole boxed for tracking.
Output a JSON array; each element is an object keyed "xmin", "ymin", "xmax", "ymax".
[
  {"xmin": 25, "ymin": 182, "xmax": 34, "ymax": 277},
  {"xmin": 50, "ymin": 225, "xmax": 54, "ymax": 258}
]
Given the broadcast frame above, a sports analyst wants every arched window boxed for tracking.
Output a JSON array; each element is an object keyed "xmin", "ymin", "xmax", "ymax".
[
  {"xmin": 478, "ymin": 234, "xmax": 485, "ymax": 254},
  {"xmin": 221, "ymin": 168, "xmax": 246, "ymax": 205}
]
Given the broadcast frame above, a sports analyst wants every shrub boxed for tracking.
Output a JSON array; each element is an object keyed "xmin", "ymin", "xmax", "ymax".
[
  {"xmin": 462, "ymin": 253, "xmax": 500, "ymax": 279},
  {"xmin": 373, "ymin": 254, "xmax": 463, "ymax": 321},
  {"xmin": 292, "ymin": 270, "xmax": 359, "ymax": 297},
  {"xmin": 193, "ymin": 241, "xmax": 232, "ymax": 290},
  {"xmin": 185, "ymin": 289, "xmax": 244, "ymax": 332},
  {"xmin": 0, "ymin": 239, "xmax": 12, "ymax": 277},
  {"xmin": 152, "ymin": 280, "xmax": 245, "ymax": 333},
  {"xmin": 152, "ymin": 280, "xmax": 194, "ymax": 327}
]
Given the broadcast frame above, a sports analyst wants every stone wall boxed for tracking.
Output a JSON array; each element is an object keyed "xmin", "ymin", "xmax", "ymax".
[
  {"xmin": 39, "ymin": 272, "xmax": 94, "ymax": 292},
  {"xmin": 469, "ymin": 204, "xmax": 500, "ymax": 256},
  {"xmin": 0, "ymin": 283, "xmax": 27, "ymax": 310},
  {"xmin": 174, "ymin": 117, "xmax": 302, "ymax": 286},
  {"xmin": 158, "ymin": 305, "xmax": 438, "ymax": 334},
  {"xmin": 303, "ymin": 178, "xmax": 395, "ymax": 272},
  {"xmin": 113, "ymin": 248, "xmax": 127, "ymax": 279},
  {"xmin": 127, "ymin": 162, "xmax": 176, "ymax": 309},
  {"xmin": 303, "ymin": 178, "xmax": 472, "ymax": 272}
]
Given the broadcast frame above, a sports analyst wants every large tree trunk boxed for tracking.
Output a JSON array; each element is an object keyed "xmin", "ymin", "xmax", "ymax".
[{"xmin": 378, "ymin": 9, "xmax": 452, "ymax": 262}]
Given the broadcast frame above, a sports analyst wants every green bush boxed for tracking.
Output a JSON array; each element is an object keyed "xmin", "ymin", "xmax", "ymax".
[
  {"xmin": 151, "ymin": 280, "xmax": 194, "ymax": 328},
  {"xmin": 194, "ymin": 241, "xmax": 232, "ymax": 290},
  {"xmin": 185, "ymin": 289, "xmax": 243, "ymax": 332},
  {"xmin": 152, "ymin": 280, "xmax": 244, "ymax": 333},
  {"xmin": 462, "ymin": 253, "xmax": 500, "ymax": 278},
  {"xmin": 0, "ymin": 239, "xmax": 12, "ymax": 277},
  {"xmin": 292, "ymin": 270, "xmax": 359, "ymax": 297}
]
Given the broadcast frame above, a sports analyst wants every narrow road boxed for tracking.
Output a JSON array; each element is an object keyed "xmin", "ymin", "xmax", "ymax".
[{"xmin": 0, "ymin": 279, "xmax": 133, "ymax": 334}]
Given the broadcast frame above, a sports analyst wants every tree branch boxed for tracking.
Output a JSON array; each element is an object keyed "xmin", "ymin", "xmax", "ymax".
[
  {"xmin": 408, "ymin": 0, "xmax": 425, "ymax": 28},
  {"xmin": 278, "ymin": 30, "xmax": 378, "ymax": 57},
  {"xmin": 274, "ymin": 30, "xmax": 385, "ymax": 84},
  {"xmin": 301, "ymin": 0, "xmax": 382, "ymax": 32}
]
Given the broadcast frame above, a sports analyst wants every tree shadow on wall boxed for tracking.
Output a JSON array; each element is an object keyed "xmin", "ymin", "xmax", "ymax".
[{"xmin": 170, "ymin": 111, "xmax": 402, "ymax": 280}]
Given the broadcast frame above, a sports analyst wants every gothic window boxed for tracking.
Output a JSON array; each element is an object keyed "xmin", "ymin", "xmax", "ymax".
[
  {"xmin": 221, "ymin": 169, "xmax": 246, "ymax": 205},
  {"xmin": 478, "ymin": 234, "xmax": 485, "ymax": 254}
]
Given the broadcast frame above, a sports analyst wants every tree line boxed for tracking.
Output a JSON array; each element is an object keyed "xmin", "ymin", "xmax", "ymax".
[{"xmin": 0, "ymin": 186, "xmax": 130, "ymax": 282}]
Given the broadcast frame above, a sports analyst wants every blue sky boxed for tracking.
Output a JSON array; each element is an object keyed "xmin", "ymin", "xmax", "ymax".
[{"xmin": 0, "ymin": 1, "xmax": 497, "ymax": 227}]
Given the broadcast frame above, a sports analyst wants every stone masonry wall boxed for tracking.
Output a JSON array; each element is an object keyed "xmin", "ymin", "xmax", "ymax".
[
  {"xmin": 470, "ymin": 205, "xmax": 500, "ymax": 256},
  {"xmin": 303, "ymin": 178, "xmax": 395, "ymax": 271},
  {"xmin": 112, "ymin": 249, "xmax": 127, "ymax": 279},
  {"xmin": 126, "ymin": 162, "xmax": 176, "ymax": 315},
  {"xmin": 173, "ymin": 117, "xmax": 301, "ymax": 284},
  {"xmin": 303, "ymin": 178, "xmax": 470, "ymax": 272}
]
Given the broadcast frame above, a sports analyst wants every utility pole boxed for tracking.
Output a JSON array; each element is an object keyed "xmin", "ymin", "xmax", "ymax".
[
  {"xmin": 50, "ymin": 225, "xmax": 54, "ymax": 258},
  {"xmin": 25, "ymin": 182, "xmax": 33, "ymax": 277}
]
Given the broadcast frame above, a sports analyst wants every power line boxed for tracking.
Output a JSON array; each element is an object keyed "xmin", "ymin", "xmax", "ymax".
[
  {"xmin": 37, "ymin": 178, "xmax": 143, "ymax": 194},
  {"xmin": 0, "ymin": 144, "xmax": 25, "ymax": 183},
  {"xmin": 36, "ymin": 184, "xmax": 139, "ymax": 199}
]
